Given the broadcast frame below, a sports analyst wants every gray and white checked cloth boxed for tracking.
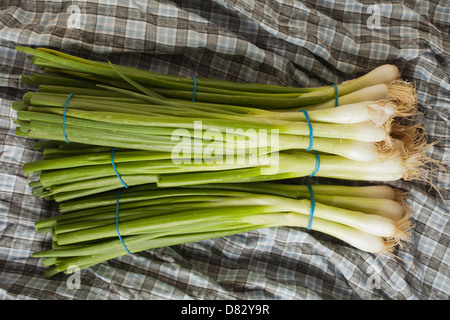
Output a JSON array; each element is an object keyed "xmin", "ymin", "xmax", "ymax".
[{"xmin": 0, "ymin": 0, "xmax": 449, "ymax": 300}]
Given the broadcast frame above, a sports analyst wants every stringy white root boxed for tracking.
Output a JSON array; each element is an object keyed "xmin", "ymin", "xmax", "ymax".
[
  {"xmin": 388, "ymin": 80, "xmax": 418, "ymax": 115},
  {"xmin": 376, "ymin": 201, "xmax": 413, "ymax": 260},
  {"xmin": 376, "ymin": 216, "xmax": 413, "ymax": 263},
  {"xmin": 379, "ymin": 237, "xmax": 398, "ymax": 258},
  {"xmin": 367, "ymin": 91, "xmax": 420, "ymax": 160},
  {"xmin": 391, "ymin": 122, "xmax": 445, "ymax": 186},
  {"xmin": 393, "ymin": 190, "xmax": 414, "ymax": 244}
]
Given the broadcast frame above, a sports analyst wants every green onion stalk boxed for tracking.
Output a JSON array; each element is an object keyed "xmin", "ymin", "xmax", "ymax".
[
  {"xmin": 32, "ymin": 182, "xmax": 413, "ymax": 278},
  {"xmin": 16, "ymin": 46, "xmax": 416, "ymax": 111}
]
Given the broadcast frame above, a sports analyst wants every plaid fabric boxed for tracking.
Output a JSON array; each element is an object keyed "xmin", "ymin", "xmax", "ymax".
[{"xmin": 0, "ymin": 0, "xmax": 449, "ymax": 300}]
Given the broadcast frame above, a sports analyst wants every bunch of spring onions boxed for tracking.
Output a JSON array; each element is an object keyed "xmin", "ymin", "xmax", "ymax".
[
  {"xmin": 24, "ymin": 123, "xmax": 431, "ymax": 203},
  {"xmin": 32, "ymin": 182, "xmax": 412, "ymax": 278},
  {"xmin": 14, "ymin": 47, "xmax": 435, "ymax": 200},
  {"xmin": 16, "ymin": 46, "xmax": 407, "ymax": 109},
  {"xmin": 10, "ymin": 46, "xmax": 438, "ymax": 277}
]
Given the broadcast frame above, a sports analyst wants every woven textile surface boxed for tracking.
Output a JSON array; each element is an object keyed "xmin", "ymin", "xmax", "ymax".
[{"xmin": 0, "ymin": 0, "xmax": 449, "ymax": 300}]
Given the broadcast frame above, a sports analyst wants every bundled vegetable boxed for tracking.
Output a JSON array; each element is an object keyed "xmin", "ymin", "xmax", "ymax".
[
  {"xmin": 10, "ymin": 46, "xmax": 441, "ymax": 278},
  {"xmin": 14, "ymin": 47, "xmax": 435, "ymax": 199},
  {"xmin": 24, "ymin": 125, "xmax": 432, "ymax": 203},
  {"xmin": 32, "ymin": 182, "xmax": 413, "ymax": 278},
  {"xmin": 16, "ymin": 46, "xmax": 406, "ymax": 109}
]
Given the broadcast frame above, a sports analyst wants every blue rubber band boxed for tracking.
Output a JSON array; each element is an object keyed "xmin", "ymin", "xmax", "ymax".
[
  {"xmin": 306, "ymin": 184, "xmax": 315, "ymax": 230},
  {"xmin": 332, "ymin": 84, "xmax": 338, "ymax": 107},
  {"xmin": 116, "ymin": 189, "xmax": 132, "ymax": 255},
  {"xmin": 62, "ymin": 93, "xmax": 74, "ymax": 143},
  {"xmin": 191, "ymin": 75, "xmax": 197, "ymax": 102},
  {"xmin": 299, "ymin": 110, "xmax": 313, "ymax": 151},
  {"xmin": 111, "ymin": 147, "xmax": 129, "ymax": 188},
  {"xmin": 308, "ymin": 150, "xmax": 321, "ymax": 177}
]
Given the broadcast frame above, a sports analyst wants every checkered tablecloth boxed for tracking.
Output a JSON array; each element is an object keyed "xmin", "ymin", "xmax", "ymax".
[{"xmin": 0, "ymin": 0, "xmax": 449, "ymax": 300}]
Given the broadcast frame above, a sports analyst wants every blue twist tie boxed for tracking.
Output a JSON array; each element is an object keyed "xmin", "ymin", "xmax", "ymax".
[
  {"xmin": 111, "ymin": 147, "xmax": 129, "ymax": 188},
  {"xmin": 308, "ymin": 150, "xmax": 321, "ymax": 177},
  {"xmin": 306, "ymin": 184, "xmax": 315, "ymax": 230},
  {"xmin": 62, "ymin": 93, "xmax": 74, "ymax": 143},
  {"xmin": 332, "ymin": 84, "xmax": 338, "ymax": 107},
  {"xmin": 191, "ymin": 75, "xmax": 197, "ymax": 102},
  {"xmin": 299, "ymin": 110, "xmax": 313, "ymax": 151},
  {"xmin": 116, "ymin": 189, "xmax": 132, "ymax": 255}
]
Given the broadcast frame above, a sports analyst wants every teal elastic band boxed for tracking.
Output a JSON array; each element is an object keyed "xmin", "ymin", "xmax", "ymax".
[
  {"xmin": 298, "ymin": 110, "xmax": 320, "ymax": 175},
  {"xmin": 299, "ymin": 110, "xmax": 313, "ymax": 151},
  {"xmin": 192, "ymin": 75, "xmax": 197, "ymax": 102},
  {"xmin": 111, "ymin": 147, "xmax": 128, "ymax": 188},
  {"xmin": 62, "ymin": 93, "xmax": 74, "ymax": 143},
  {"xmin": 306, "ymin": 184, "xmax": 315, "ymax": 230},
  {"xmin": 308, "ymin": 150, "xmax": 320, "ymax": 177},
  {"xmin": 332, "ymin": 84, "xmax": 338, "ymax": 107},
  {"xmin": 116, "ymin": 189, "xmax": 132, "ymax": 255}
]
